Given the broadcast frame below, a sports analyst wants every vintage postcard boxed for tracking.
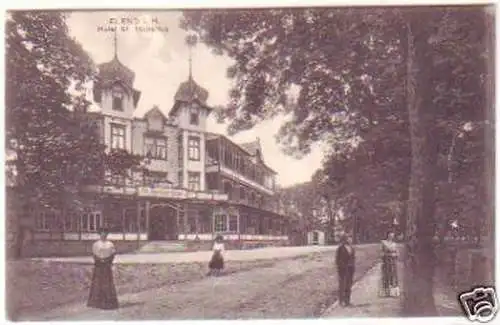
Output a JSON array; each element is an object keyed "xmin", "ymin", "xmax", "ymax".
[{"xmin": 3, "ymin": 1, "xmax": 497, "ymax": 323}]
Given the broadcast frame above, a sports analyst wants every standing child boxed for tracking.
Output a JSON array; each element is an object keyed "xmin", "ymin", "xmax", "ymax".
[{"xmin": 208, "ymin": 235, "xmax": 225, "ymax": 276}]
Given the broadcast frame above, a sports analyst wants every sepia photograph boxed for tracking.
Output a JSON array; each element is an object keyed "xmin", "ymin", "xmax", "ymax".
[{"xmin": 3, "ymin": 2, "xmax": 497, "ymax": 322}]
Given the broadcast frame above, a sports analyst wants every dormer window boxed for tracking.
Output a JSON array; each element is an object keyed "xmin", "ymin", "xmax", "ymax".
[
  {"xmin": 112, "ymin": 85, "xmax": 124, "ymax": 111},
  {"xmin": 189, "ymin": 105, "xmax": 199, "ymax": 125}
]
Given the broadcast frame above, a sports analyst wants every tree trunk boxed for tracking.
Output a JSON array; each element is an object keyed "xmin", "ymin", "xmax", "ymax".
[
  {"xmin": 327, "ymin": 196, "xmax": 336, "ymax": 244},
  {"xmin": 403, "ymin": 19, "xmax": 438, "ymax": 316}
]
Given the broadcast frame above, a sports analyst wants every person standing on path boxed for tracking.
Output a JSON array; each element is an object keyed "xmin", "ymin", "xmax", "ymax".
[
  {"xmin": 208, "ymin": 234, "xmax": 225, "ymax": 276},
  {"xmin": 335, "ymin": 234, "xmax": 356, "ymax": 307},
  {"xmin": 378, "ymin": 231, "xmax": 400, "ymax": 297},
  {"xmin": 87, "ymin": 228, "xmax": 119, "ymax": 310}
]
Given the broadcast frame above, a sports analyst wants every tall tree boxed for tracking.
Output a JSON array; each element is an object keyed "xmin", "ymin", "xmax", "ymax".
[
  {"xmin": 6, "ymin": 11, "xmax": 98, "ymax": 210},
  {"xmin": 6, "ymin": 12, "xmax": 144, "ymax": 257},
  {"xmin": 401, "ymin": 6, "xmax": 489, "ymax": 315},
  {"xmin": 181, "ymin": 6, "xmax": 490, "ymax": 315}
]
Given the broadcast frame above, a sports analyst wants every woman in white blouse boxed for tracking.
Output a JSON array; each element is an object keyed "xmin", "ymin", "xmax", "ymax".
[
  {"xmin": 208, "ymin": 234, "xmax": 225, "ymax": 276},
  {"xmin": 87, "ymin": 228, "xmax": 119, "ymax": 309}
]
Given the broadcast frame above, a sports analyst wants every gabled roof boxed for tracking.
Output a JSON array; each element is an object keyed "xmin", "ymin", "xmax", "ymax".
[{"xmin": 144, "ymin": 105, "xmax": 167, "ymax": 121}]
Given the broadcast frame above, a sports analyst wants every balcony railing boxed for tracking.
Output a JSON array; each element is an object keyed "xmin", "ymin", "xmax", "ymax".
[
  {"xmin": 219, "ymin": 165, "xmax": 274, "ymax": 196},
  {"xmin": 222, "ymin": 195, "xmax": 280, "ymax": 214},
  {"xmin": 205, "ymin": 152, "xmax": 275, "ymax": 192}
]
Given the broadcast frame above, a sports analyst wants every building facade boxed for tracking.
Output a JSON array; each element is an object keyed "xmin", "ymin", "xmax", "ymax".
[{"xmin": 7, "ymin": 51, "xmax": 289, "ymax": 256}]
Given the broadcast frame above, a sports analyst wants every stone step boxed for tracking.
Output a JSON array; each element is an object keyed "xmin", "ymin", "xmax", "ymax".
[{"xmin": 135, "ymin": 241, "xmax": 188, "ymax": 253}]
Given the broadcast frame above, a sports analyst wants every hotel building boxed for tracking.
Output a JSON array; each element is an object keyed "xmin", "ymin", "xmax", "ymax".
[{"xmin": 7, "ymin": 48, "xmax": 289, "ymax": 256}]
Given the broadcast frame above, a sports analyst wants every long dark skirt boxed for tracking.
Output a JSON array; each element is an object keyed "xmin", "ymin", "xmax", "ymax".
[
  {"xmin": 87, "ymin": 255, "xmax": 119, "ymax": 310},
  {"xmin": 209, "ymin": 251, "xmax": 224, "ymax": 270},
  {"xmin": 338, "ymin": 268, "xmax": 354, "ymax": 305},
  {"xmin": 379, "ymin": 255, "xmax": 399, "ymax": 297}
]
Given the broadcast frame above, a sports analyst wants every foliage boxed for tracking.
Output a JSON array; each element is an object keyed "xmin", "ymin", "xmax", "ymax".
[
  {"xmin": 182, "ymin": 6, "xmax": 488, "ymax": 239},
  {"xmin": 181, "ymin": 8, "xmax": 406, "ymax": 156},
  {"xmin": 276, "ymin": 182, "xmax": 319, "ymax": 230},
  {"xmin": 182, "ymin": 6, "xmax": 491, "ymax": 314},
  {"xmin": 5, "ymin": 11, "xmax": 143, "ymax": 211}
]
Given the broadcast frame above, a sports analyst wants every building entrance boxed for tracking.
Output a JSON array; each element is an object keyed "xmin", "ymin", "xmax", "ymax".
[{"xmin": 148, "ymin": 204, "xmax": 179, "ymax": 241}]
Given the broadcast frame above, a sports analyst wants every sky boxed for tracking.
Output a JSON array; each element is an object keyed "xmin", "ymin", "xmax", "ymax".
[{"xmin": 66, "ymin": 11, "xmax": 325, "ymax": 187}]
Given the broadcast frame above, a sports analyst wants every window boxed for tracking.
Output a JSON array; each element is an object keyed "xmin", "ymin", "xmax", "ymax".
[
  {"xmin": 36, "ymin": 211, "xmax": 47, "ymax": 230},
  {"xmin": 190, "ymin": 106, "xmax": 199, "ymax": 125},
  {"xmin": 144, "ymin": 171, "xmax": 168, "ymax": 187},
  {"xmin": 80, "ymin": 211, "xmax": 102, "ymax": 232},
  {"xmin": 223, "ymin": 181, "xmax": 232, "ymax": 199},
  {"xmin": 229, "ymin": 215, "xmax": 238, "ymax": 232},
  {"xmin": 110, "ymin": 124, "xmax": 126, "ymax": 150},
  {"xmin": 110, "ymin": 173, "xmax": 126, "ymax": 186},
  {"xmin": 112, "ymin": 86, "xmax": 124, "ymax": 111},
  {"xmin": 200, "ymin": 209, "xmax": 212, "ymax": 233},
  {"xmin": 124, "ymin": 210, "xmax": 137, "ymax": 233},
  {"xmin": 187, "ymin": 210, "xmax": 197, "ymax": 233},
  {"xmin": 64, "ymin": 212, "xmax": 77, "ymax": 232},
  {"xmin": 312, "ymin": 231, "xmax": 319, "ymax": 242},
  {"xmin": 188, "ymin": 172, "xmax": 200, "ymax": 191},
  {"xmin": 206, "ymin": 173, "xmax": 217, "ymax": 191},
  {"xmin": 246, "ymin": 215, "xmax": 257, "ymax": 235},
  {"xmin": 178, "ymin": 134, "xmax": 184, "ymax": 164},
  {"xmin": 257, "ymin": 194, "xmax": 263, "ymax": 208},
  {"xmin": 214, "ymin": 214, "xmax": 227, "ymax": 232},
  {"xmin": 250, "ymin": 192, "xmax": 256, "ymax": 205},
  {"xmin": 178, "ymin": 171, "xmax": 184, "ymax": 188},
  {"xmin": 239, "ymin": 214, "xmax": 248, "ymax": 233},
  {"xmin": 144, "ymin": 137, "xmax": 167, "ymax": 160},
  {"xmin": 240, "ymin": 188, "xmax": 247, "ymax": 202},
  {"xmin": 188, "ymin": 136, "xmax": 200, "ymax": 161},
  {"xmin": 37, "ymin": 211, "xmax": 57, "ymax": 231}
]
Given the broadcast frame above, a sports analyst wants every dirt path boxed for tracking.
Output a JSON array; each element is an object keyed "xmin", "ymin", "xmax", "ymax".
[{"xmin": 26, "ymin": 245, "xmax": 379, "ymax": 321}]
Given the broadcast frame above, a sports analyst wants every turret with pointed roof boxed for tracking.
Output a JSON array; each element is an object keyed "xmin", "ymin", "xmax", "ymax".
[
  {"xmin": 97, "ymin": 56, "xmax": 136, "ymax": 89},
  {"xmin": 93, "ymin": 30, "xmax": 141, "ymax": 108},
  {"xmin": 174, "ymin": 76, "xmax": 209, "ymax": 104},
  {"xmin": 169, "ymin": 34, "xmax": 211, "ymax": 118}
]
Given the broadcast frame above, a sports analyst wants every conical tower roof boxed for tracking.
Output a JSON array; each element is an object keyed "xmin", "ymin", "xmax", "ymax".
[
  {"xmin": 97, "ymin": 56, "xmax": 135, "ymax": 88},
  {"xmin": 174, "ymin": 76, "xmax": 209, "ymax": 104},
  {"xmin": 97, "ymin": 30, "xmax": 135, "ymax": 88}
]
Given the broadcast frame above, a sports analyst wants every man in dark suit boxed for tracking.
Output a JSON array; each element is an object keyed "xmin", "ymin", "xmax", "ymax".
[{"xmin": 336, "ymin": 234, "xmax": 355, "ymax": 307}]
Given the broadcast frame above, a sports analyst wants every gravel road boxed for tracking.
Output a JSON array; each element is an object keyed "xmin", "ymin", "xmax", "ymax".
[{"xmin": 27, "ymin": 245, "xmax": 380, "ymax": 321}]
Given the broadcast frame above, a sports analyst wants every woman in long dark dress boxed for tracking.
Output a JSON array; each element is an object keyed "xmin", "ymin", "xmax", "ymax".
[
  {"xmin": 87, "ymin": 228, "xmax": 119, "ymax": 310},
  {"xmin": 208, "ymin": 235, "xmax": 225, "ymax": 276},
  {"xmin": 379, "ymin": 231, "xmax": 400, "ymax": 297}
]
